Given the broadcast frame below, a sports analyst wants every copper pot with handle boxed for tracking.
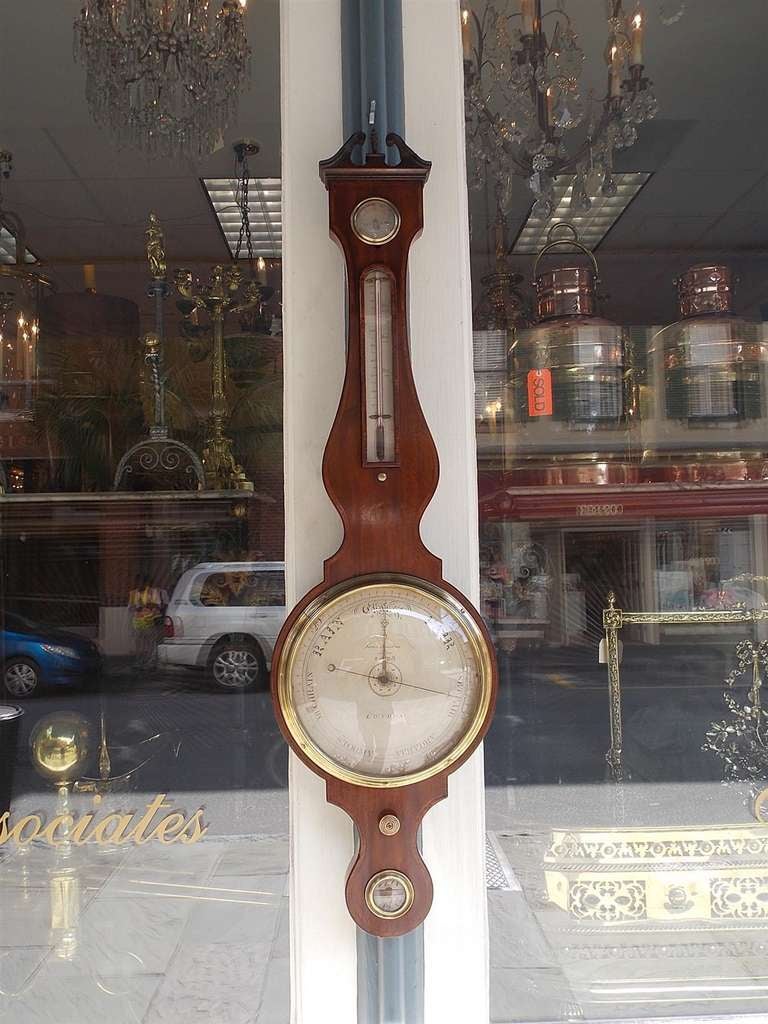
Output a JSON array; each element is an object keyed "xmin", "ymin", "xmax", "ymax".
[{"xmin": 506, "ymin": 224, "xmax": 638, "ymax": 485}]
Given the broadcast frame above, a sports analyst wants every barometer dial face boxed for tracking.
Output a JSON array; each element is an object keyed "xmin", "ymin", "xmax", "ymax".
[
  {"xmin": 351, "ymin": 198, "xmax": 401, "ymax": 245},
  {"xmin": 278, "ymin": 577, "xmax": 493, "ymax": 787}
]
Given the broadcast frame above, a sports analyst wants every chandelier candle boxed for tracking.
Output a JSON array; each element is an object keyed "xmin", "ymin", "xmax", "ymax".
[
  {"xmin": 631, "ymin": 9, "xmax": 644, "ymax": 65},
  {"xmin": 521, "ymin": 0, "xmax": 535, "ymax": 36},
  {"xmin": 461, "ymin": 9, "xmax": 472, "ymax": 60}
]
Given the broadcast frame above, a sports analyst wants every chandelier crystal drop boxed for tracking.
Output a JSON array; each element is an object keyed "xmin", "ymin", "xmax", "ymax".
[
  {"xmin": 463, "ymin": 1, "xmax": 659, "ymax": 217},
  {"xmin": 73, "ymin": 0, "xmax": 251, "ymax": 158}
]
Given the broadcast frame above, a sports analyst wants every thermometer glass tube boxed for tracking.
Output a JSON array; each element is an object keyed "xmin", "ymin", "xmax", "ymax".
[{"xmin": 362, "ymin": 269, "xmax": 396, "ymax": 463}]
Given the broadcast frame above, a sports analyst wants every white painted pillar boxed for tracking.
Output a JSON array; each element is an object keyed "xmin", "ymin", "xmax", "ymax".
[
  {"xmin": 281, "ymin": 3, "xmax": 358, "ymax": 1022},
  {"xmin": 402, "ymin": 3, "xmax": 490, "ymax": 1022},
  {"xmin": 283, "ymin": 2, "xmax": 487, "ymax": 1020}
]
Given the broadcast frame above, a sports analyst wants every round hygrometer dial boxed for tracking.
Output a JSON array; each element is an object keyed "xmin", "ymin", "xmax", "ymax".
[
  {"xmin": 351, "ymin": 198, "xmax": 401, "ymax": 245},
  {"xmin": 365, "ymin": 871, "xmax": 414, "ymax": 919}
]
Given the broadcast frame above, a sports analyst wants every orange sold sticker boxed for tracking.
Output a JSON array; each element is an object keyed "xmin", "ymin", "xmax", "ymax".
[{"xmin": 527, "ymin": 368, "xmax": 553, "ymax": 417}]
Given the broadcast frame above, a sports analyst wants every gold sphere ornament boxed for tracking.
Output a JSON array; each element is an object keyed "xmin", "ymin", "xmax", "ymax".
[{"xmin": 30, "ymin": 713, "xmax": 92, "ymax": 784}]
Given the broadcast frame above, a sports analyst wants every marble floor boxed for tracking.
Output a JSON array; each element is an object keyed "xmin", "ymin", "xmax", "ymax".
[
  {"xmin": 0, "ymin": 835, "xmax": 289, "ymax": 1024},
  {"xmin": 486, "ymin": 781, "xmax": 768, "ymax": 1023},
  {"xmin": 3, "ymin": 783, "xmax": 768, "ymax": 1022}
]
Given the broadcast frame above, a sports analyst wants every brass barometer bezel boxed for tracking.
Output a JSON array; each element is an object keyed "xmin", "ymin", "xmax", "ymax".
[
  {"xmin": 351, "ymin": 196, "xmax": 402, "ymax": 245},
  {"xmin": 365, "ymin": 870, "xmax": 415, "ymax": 919},
  {"xmin": 276, "ymin": 572, "xmax": 494, "ymax": 790}
]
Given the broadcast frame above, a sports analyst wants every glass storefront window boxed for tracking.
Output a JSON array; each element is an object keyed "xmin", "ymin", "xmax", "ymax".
[
  {"xmin": 466, "ymin": 1, "xmax": 768, "ymax": 1019},
  {"xmin": 5, "ymin": 0, "xmax": 768, "ymax": 1018},
  {"xmin": 0, "ymin": 3, "xmax": 288, "ymax": 1020}
]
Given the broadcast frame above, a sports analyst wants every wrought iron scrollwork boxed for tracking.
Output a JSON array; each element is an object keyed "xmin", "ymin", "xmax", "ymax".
[
  {"xmin": 704, "ymin": 639, "xmax": 768, "ymax": 793},
  {"xmin": 113, "ymin": 437, "xmax": 204, "ymax": 492}
]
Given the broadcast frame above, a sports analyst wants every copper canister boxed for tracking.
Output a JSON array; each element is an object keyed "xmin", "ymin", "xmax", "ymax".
[
  {"xmin": 665, "ymin": 265, "xmax": 762, "ymax": 422},
  {"xmin": 677, "ymin": 264, "xmax": 735, "ymax": 318},
  {"xmin": 642, "ymin": 264, "xmax": 767, "ymax": 482},
  {"xmin": 506, "ymin": 256, "xmax": 637, "ymax": 486},
  {"xmin": 534, "ymin": 264, "xmax": 598, "ymax": 320}
]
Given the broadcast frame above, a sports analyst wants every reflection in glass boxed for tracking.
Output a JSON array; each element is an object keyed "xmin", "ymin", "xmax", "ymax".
[
  {"xmin": 644, "ymin": 265, "xmax": 767, "ymax": 483},
  {"xmin": 506, "ymin": 232, "xmax": 635, "ymax": 486}
]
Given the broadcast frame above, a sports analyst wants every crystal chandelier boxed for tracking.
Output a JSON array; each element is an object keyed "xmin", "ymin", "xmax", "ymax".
[
  {"xmin": 73, "ymin": 0, "xmax": 251, "ymax": 158},
  {"xmin": 463, "ymin": 1, "xmax": 659, "ymax": 218}
]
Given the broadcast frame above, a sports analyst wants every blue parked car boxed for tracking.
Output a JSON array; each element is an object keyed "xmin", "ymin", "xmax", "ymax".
[{"xmin": 1, "ymin": 612, "xmax": 101, "ymax": 698}]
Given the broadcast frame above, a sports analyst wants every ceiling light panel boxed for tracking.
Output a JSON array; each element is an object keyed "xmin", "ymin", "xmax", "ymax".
[
  {"xmin": 0, "ymin": 227, "xmax": 36, "ymax": 265},
  {"xmin": 203, "ymin": 177, "xmax": 282, "ymax": 259},
  {"xmin": 513, "ymin": 173, "xmax": 650, "ymax": 254}
]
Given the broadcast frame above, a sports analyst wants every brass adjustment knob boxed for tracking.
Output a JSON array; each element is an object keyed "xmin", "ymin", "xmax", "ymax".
[{"xmin": 378, "ymin": 813, "xmax": 400, "ymax": 836}]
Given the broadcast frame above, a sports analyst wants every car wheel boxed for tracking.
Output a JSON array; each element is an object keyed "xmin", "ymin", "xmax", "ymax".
[
  {"xmin": 3, "ymin": 657, "xmax": 40, "ymax": 698},
  {"xmin": 209, "ymin": 641, "xmax": 264, "ymax": 691}
]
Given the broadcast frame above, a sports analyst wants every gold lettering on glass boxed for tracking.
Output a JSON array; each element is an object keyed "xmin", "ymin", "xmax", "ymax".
[{"xmin": 0, "ymin": 794, "xmax": 208, "ymax": 847}]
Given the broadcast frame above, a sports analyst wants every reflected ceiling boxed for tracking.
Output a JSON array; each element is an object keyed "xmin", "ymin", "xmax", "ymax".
[
  {"xmin": 0, "ymin": 0, "xmax": 280, "ymax": 304},
  {"xmin": 467, "ymin": 0, "xmax": 768, "ymax": 324},
  {"xmin": 0, "ymin": 1, "xmax": 766, "ymax": 325}
]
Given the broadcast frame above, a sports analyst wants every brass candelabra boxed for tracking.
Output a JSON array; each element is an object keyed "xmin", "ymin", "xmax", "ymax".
[
  {"xmin": 175, "ymin": 263, "xmax": 259, "ymax": 491},
  {"xmin": 113, "ymin": 212, "xmax": 204, "ymax": 491}
]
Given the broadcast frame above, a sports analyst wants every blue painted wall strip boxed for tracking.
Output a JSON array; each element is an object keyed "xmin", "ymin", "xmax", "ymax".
[
  {"xmin": 338, "ymin": 6, "xmax": 424, "ymax": 1023},
  {"xmin": 341, "ymin": 0, "xmax": 404, "ymax": 163}
]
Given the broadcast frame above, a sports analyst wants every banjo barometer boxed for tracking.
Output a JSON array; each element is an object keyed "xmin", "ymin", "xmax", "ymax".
[{"xmin": 271, "ymin": 132, "xmax": 497, "ymax": 937}]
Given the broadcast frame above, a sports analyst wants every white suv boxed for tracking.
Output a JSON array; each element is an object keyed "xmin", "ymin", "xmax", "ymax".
[{"xmin": 157, "ymin": 561, "xmax": 286, "ymax": 690}]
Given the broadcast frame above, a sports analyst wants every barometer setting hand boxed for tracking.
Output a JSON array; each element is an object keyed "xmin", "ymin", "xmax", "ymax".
[{"xmin": 326, "ymin": 663, "xmax": 460, "ymax": 699}]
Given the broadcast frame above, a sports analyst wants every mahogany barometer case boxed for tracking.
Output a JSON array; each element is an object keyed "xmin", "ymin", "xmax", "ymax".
[{"xmin": 270, "ymin": 133, "xmax": 498, "ymax": 937}]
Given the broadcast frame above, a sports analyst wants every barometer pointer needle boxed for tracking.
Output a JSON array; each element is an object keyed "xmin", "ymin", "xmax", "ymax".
[{"xmin": 329, "ymin": 665, "xmax": 456, "ymax": 698}]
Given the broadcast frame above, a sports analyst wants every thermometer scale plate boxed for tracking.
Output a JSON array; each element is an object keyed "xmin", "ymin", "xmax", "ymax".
[{"xmin": 362, "ymin": 270, "xmax": 396, "ymax": 463}]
